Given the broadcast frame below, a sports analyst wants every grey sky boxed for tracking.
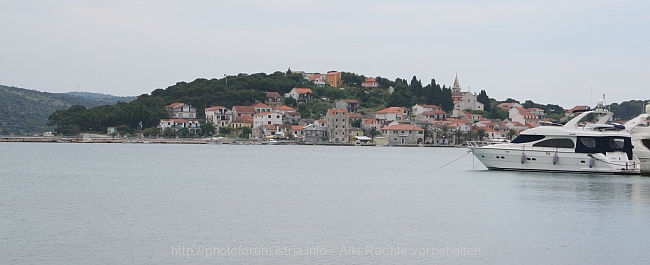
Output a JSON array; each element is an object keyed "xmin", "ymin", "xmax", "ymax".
[{"xmin": 1, "ymin": 0, "xmax": 649, "ymax": 108}]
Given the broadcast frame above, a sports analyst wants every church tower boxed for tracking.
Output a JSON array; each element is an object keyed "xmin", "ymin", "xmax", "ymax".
[{"xmin": 451, "ymin": 74, "xmax": 463, "ymax": 101}]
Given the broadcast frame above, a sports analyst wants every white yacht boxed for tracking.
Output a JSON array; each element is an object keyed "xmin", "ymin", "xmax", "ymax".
[
  {"xmin": 469, "ymin": 109, "xmax": 640, "ymax": 174},
  {"xmin": 624, "ymin": 104, "xmax": 650, "ymax": 176}
]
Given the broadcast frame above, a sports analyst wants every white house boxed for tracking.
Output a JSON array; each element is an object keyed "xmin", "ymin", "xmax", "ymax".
[
  {"xmin": 412, "ymin": 104, "xmax": 442, "ymax": 116},
  {"xmin": 284, "ymin": 88, "xmax": 313, "ymax": 103},
  {"xmin": 374, "ymin": 107, "xmax": 410, "ymax": 122},
  {"xmin": 165, "ymin": 102, "xmax": 197, "ymax": 119},
  {"xmin": 159, "ymin": 118, "xmax": 200, "ymax": 134},
  {"xmin": 253, "ymin": 112, "xmax": 283, "ymax": 128},
  {"xmin": 381, "ymin": 124, "xmax": 424, "ymax": 145},
  {"xmin": 205, "ymin": 106, "xmax": 232, "ymax": 128}
]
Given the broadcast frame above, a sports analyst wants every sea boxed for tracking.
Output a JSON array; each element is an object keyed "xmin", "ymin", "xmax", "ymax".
[{"xmin": 2, "ymin": 142, "xmax": 650, "ymax": 264}]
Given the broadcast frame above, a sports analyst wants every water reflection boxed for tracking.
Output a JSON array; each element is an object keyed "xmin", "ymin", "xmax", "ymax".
[{"xmin": 512, "ymin": 172, "xmax": 650, "ymax": 205}]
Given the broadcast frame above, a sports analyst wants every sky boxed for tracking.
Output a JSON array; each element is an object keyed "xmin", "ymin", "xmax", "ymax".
[{"xmin": 1, "ymin": 0, "xmax": 649, "ymax": 108}]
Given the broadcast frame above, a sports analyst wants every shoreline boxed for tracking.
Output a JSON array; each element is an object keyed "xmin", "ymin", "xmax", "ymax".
[{"xmin": 0, "ymin": 135, "xmax": 459, "ymax": 147}]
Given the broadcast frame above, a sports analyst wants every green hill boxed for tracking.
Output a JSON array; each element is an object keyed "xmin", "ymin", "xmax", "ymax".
[{"xmin": 0, "ymin": 85, "xmax": 134, "ymax": 135}]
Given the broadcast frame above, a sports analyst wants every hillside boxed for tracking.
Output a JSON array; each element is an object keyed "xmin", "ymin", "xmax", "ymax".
[{"xmin": 0, "ymin": 85, "xmax": 134, "ymax": 135}]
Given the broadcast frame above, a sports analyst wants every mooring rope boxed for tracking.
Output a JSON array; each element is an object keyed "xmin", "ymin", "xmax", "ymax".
[{"xmin": 439, "ymin": 150, "xmax": 472, "ymax": 169}]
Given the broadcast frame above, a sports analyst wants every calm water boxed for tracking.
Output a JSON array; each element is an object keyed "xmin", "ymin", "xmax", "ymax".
[{"xmin": 1, "ymin": 142, "xmax": 650, "ymax": 264}]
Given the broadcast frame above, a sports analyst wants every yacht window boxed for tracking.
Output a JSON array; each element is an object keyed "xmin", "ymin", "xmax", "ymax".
[
  {"xmin": 579, "ymin": 137, "xmax": 596, "ymax": 148},
  {"xmin": 642, "ymin": 139, "xmax": 650, "ymax": 149},
  {"xmin": 511, "ymin": 134, "xmax": 545, "ymax": 143},
  {"xmin": 609, "ymin": 138, "xmax": 625, "ymax": 149},
  {"xmin": 532, "ymin": 138, "xmax": 575, "ymax": 148}
]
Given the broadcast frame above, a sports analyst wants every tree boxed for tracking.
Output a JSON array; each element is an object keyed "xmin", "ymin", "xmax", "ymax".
[
  {"xmin": 240, "ymin": 127, "xmax": 252, "ymax": 138},
  {"xmin": 201, "ymin": 122, "xmax": 216, "ymax": 136},
  {"xmin": 477, "ymin": 90, "xmax": 491, "ymax": 112},
  {"xmin": 507, "ymin": 128, "xmax": 517, "ymax": 140},
  {"xmin": 142, "ymin": 127, "xmax": 159, "ymax": 137},
  {"xmin": 477, "ymin": 128, "xmax": 486, "ymax": 141},
  {"xmin": 368, "ymin": 127, "xmax": 380, "ymax": 141}
]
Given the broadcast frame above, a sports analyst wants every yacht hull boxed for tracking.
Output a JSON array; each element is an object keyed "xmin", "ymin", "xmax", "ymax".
[{"xmin": 471, "ymin": 147, "xmax": 640, "ymax": 175}]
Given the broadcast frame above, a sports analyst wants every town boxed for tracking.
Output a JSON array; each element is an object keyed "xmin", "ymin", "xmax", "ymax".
[{"xmin": 151, "ymin": 72, "xmax": 590, "ymax": 146}]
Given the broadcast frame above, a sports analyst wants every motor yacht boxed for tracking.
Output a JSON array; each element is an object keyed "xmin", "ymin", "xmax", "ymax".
[
  {"xmin": 624, "ymin": 104, "xmax": 650, "ymax": 176},
  {"xmin": 469, "ymin": 109, "xmax": 640, "ymax": 174}
]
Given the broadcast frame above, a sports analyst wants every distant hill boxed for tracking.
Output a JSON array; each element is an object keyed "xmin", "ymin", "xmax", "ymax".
[
  {"xmin": 64, "ymin": 91, "xmax": 136, "ymax": 105},
  {"xmin": 0, "ymin": 85, "xmax": 135, "ymax": 135}
]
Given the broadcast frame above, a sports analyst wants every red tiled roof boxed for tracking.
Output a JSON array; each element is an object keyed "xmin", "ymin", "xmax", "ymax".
[
  {"xmin": 233, "ymin": 115, "xmax": 253, "ymax": 123},
  {"xmin": 205, "ymin": 106, "xmax": 225, "ymax": 111},
  {"xmin": 232, "ymin": 106, "xmax": 255, "ymax": 113},
  {"xmin": 253, "ymin": 102, "xmax": 271, "ymax": 108},
  {"xmin": 266, "ymin": 91, "xmax": 281, "ymax": 98},
  {"xmin": 382, "ymin": 124, "xmax": 424, "ymax": 131},
  {"xmin": 328, "ymin": 108, "xmax": 348, "ymax": 115},
  {"xmin": 375, "ymin": 107, "xmax": 406, "ymax": 114},
  {"xmin": 165, "ymin": 102, "xmax": 187, "ymax": 108},
  {"xmin": 274, "ymin": 105, "xmax": 295, "ymax": 111},
  {"xmin": 294, "ymin": 88, "xmax": 313, "ymax": 94}
]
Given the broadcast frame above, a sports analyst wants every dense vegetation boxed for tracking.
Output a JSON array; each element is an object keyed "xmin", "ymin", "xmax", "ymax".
[
  {"xmin": 5, "ymin": 70, "xmax": 647, "ymax": 136},
  {"xmin": 0, "ymin": 85, "xmax": 134, "ymax": 135}
]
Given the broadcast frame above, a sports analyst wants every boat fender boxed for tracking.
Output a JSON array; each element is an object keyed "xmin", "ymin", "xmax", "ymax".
[
  {"xmin": 589, "ymin": 157, "xmax": 595, "ymax": 168},
  {"xmin": 552, "ymin": 153, "xmax": 559, "ymax": 165},
  {"xmin": 520, "ymin": 153, "xmax": 526, "ymax": 164}
]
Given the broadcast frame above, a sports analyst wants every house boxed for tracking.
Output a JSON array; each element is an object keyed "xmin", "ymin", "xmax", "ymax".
[
  {"xmin": 158, "ymin": 118, "xmax": 201, "ymax": 134},
  {"xmin": 205, "ymin": 106, "xmax": 232, "ymax": 128},
  {"xmin": 375, "ymin": 107, "xmax": 410, "ymax": 122},
  {"xmin": 265, "ymin": 92, "xmax": 282, "ymax": 107},
  {"xmin": 291, "ymin": 125, "xmax": 305, "ymax": 140},
  {"xmin": 497, "ymin": 102, "xmax": 523, "ymax": 111},
  {"xmin": 325, "ymin": 108, "xmax": 350, "ymax": 143},
  {"xmin": 450, "ymin": 75, "xmax": 484, "ymax": 117},
  {"xmin": 325, "ymin": 71, "xmax": 342, "ymax": 87},
  {"xmin": 335, "ymin": 99, "xmax": 360, "ymax": 113},
  {"xmin": 232, "ymin": 106, "xmax": 256, "ymax": 119},
  {"xmin": 509, "ymin": 107, "xmax": 542, "ymax": 126},
  {"xmin": 361, "ymin": 77, "xmax": 379, "ymax": 88},
  {"xmin": 253, "ymin": 112, "xmax": 283, "ymax": 128},
  {"xmin": 416, "ymin": 110, "xmax": 447, "ymax": 121},
  {"xmin": 361, "ymin": 118, "xmax": 381, "ymax": 133},
  {"xmin": 165, "ymin": 102, "xmax": 196, "ymax": 119},
  {"xmin": 284, "ymin": 112, "xmax": 302, "ymax": 124},
  {"xmin": 284, "ymin": 88, "xmax": 313, "ymax": 103},
  {"xmin": 273, "ymin": 105, "xmax": 296, "ymax": 115},
  {"xmin": 230, "ymin": 115, "xmax": 253, "ymax": 129},
  {"xmin": 412, "ymin": 104, "xmax": 443, "ymax": 116},
  {"xmin": 565, "ymin": 105, "xmax": 590, "ymax": 118},
  {"xmin": 304, "ymin": 122, "xmax": 326, "ymax": 144},
  {"xmin": 307, "ymin": 73, "xmax": 326, "ymax": 87},
  {"xmin": 381, "ymin": 124, "xmax": 424, "ymax": 145},
  {"xmin": 253, "ymin": 102, "xmax": 272, "ymax": 114},
  {"xmin": 273, "ymin": 105, "xmax": 300, "ymax": 124}
]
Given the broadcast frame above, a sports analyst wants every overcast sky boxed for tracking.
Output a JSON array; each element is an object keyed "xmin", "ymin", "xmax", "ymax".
[{"xmin": 1, "ymin": 0, "xmax": 649, "ymax": 108}]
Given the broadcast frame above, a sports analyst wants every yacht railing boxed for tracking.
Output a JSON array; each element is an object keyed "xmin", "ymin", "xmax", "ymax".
[{"xmin": 466, "ymin": 141, "xmax": 504, "ymax": 147}]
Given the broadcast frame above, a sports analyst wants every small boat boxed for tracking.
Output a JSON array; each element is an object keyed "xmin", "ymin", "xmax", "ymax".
[{"xmin": 469, "ymin": 109, "xmax": 640, "ymax": 174}]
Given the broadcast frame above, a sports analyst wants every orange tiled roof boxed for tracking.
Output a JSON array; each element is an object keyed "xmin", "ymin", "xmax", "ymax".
[
  {"xmin": 294, "ymin": 88, "xmax": 313, "ymax": 94},
  {"xmin": 266, "ymin": 91, "xmax": 281, "ymax": 98},
  {"xmin": 375, "ymin": 107, "xmax": 406, "ymax": 114},
  {"xmin": 383, "ymin": 124, "xmax": 424, "ymax": 131},
  {"xmin": 205, "ymin": 106, "xmax": 225, "ymax": 111},
  {"xmin": 232, "ymin": 106, "xmax": 255, "ymax": 113},
  {"xmin": 165, "ymin": 102, "xmax": 186, "ymax": 108},
  {"xmin": 253, "ymin": 102, "xmax": 271, "ymax": 108},
  {"xmin": 274, "ymin": 105, "xmax": 296, "ymax": 111}
]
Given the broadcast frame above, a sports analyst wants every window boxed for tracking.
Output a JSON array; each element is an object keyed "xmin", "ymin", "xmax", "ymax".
[
  {"xmin": 643, "ymin": 139, "xmax": 650, "ymax": 149},
  {"xmin": 532, "ymin": 138, "xmax": 575, "ymax": 148},
  {"xmin": 579, "ymin": 137, "xmax": 596, "ymax": 148},
  {"xmin": 609, "ymin": 138, "xmax": 625, "ymax": 149},
  {"xmin": 511, "ymin": 134, "xmax": 545, "ymax": 143}
]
